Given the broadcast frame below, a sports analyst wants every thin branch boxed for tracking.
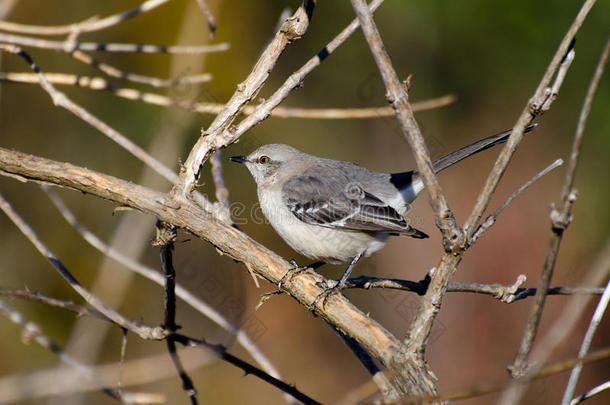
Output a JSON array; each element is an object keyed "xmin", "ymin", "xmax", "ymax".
[
  {"xmin": 471, "ymin": 158, "xmax": 564, "ymax": 243},
  {"xmin": 194, "ymin": 0, "xmax": 217, "ymax": 37},
  {"xmin": 0, "ymin": 301, "xmax": 163, "ymax": 404},
  {"xmin": 394, "ymin": 345, "xmax": 610, "ymax": 404},
  {"xmin": 499, "ymin": 236, "xmax": 610, "ymax": 404},
  {"xmin": 172, "ymin": 333, "xmax": 322, "ymax": 405},
  {"xmin": 0, "ymin": 192, "xmax": 168, "ymax": 340},
  {"xmin": 210, "ymin": 150, "xmax": 232, "ymax": 223},
  {"xmin": 0, "ymin": 0, "xmax": 170, "ymax": 36},
  {"xmin": 70, "ymin": 50, "xmax": 213, "ymax": 88},
  {"xmin": 349, "ymin": 2, "xmax": 463, "ymax": 384},
  {"xmin": 561, "ymin": 278, "xmax": 610, "ymax": 404},
  {"xmin": 0, "ymin": 32, "xmax": 229, "ymax": 54},
  {"xmin": 0, "ymin": 71, "xmax": 455, "ymax": 118},
  {"xmin": 570, "ymin": 380, "xmax": 610, "ymax": 405},
  {"xmin": 0, "ymin": 287, "xmax": 108, "ymax": 320},
  {"xmin": 509, "ymin": 28, "xmax": 608, "ymax": 378},
  {"xmin": 42, "ymin": 186, "xmax": 283, "ymax": 382},
  {"xmin": 0, "ymin": 346, "xmax": 209, "ymax": 402},
  {"xmin": 342, "ymin": 276, "xmax": 604, "ymax": 302},
  {"xmin": 0, "ymin": 45, "xmax": 178, "ymax": 184},
  {"xmin": 462, "ymin": 2, "xmax": 592, "ymax": 238},
  {"xmin": 178, "ymin": 0, "xmax": 317, "ymax": 196},
  {"xmin": 155, "ymin": 222, "xmax": 199, "ymax": 405},
  {"xmin": 0, "ymin": 146, "xmax": 410, "ymax": 394}
]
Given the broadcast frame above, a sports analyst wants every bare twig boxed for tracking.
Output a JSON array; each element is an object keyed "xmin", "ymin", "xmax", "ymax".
[
  {"xmin": 0, "ymin": 71, "xmax": 454, "ymax": 118},
  {"xmin": 172, "ymin": 333, "xmax": 322, "ymax": 405},
  {"xmin": 0, "ymin": 45, "xmax": 178, "ymax": 183},
  {"xmin": 155, "ymin": 221, "xmax": 198, "ymax": 404},
  {"xmin": 463, "ymin": 2, "xmax": 592, "ymax": 238},
  {"xmin": 211, "ymin": 150, "xmax": 229, "ymax": 207},
  {"xmin": 194, "ymin": 0, "xmax": 217, "ymax": 37},
  {"xmin": 0, "ymin": 0, "xmax": 170, "ymax": 36},
  {"xmin": 0, "ymin": 301, "xmax": 162, "ymax": 404},
  {"xmin": 0, "ymin": 346, "xmax": 207, "ymax": 402},
  {"xmin": 570, "ymin": 380, "xmax": 610, "ymax": 405},
  {"xmin": 561, "ymin": 278, "xmax": 610, "ymax": 404},
  {"xmin": 471, "ymin": 158, "xmax": 564, "ymax": 243},
  {"xmin": 42, "ymin": 186, "xmax": 283, "ymax": 383},
  {"xmin": 70, "ymin": 50, "xmax": 213, "ymax": 88},
  {"xmin": 394, "ymin": 345, "xmax": 610, "ymax": 404},
  {"xmin": 0, "ymin": 287, "xmax": 108, "ymax": 320},
  {"xmin": 499, "ymin": 236, "xmax": 610, "ymax": 404},
  {"xmin": 0, "ymin": 192, "xmax": 167, "ymax": 340},
  {"xmin": 341, "ymin": 276, "xmax": 603, "ymax": 302},
  {"xmin": 178, "ymin": 0, "xmax": 317, "ymax": 196},
  {"xmin": 509, "ymin": 29, "xmax": 608, "ymax": 378},
  {"xmin": 0, "ymin": 32, "xmax": 229, "ymax": 54}
]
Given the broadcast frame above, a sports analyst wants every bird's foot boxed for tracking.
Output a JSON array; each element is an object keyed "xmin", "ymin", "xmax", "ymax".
[
  {"xmin": 309, "ymin": 279, "xmax": 344, "ymax": 310},
  {"xmin": 278, "ymin": 260, "xmax": 314, "ymax": 289}
]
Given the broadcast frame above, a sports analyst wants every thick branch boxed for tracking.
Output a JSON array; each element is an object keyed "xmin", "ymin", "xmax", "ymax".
[{"xmin": 0, "ymin": 146, "xmax": 411, "ymax": 383}]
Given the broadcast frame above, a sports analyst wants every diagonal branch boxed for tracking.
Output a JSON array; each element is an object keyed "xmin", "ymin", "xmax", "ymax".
[
  {"xmin": 0, "ymin": 146, "xmax": 416, "ymax": 389},
  {"xmin": 0, "ymin": 45, "xmax": 178, "ymax": 184},
  {"xmin": 178, "ymin": 0, "xmax": 317, "ymax": 196},
  {"xmin": 462, "ymin": 0, "xmax": 596, "ymax": 238},
  {"xmin": 0, "ymin": 192, "xmax": 168, "ymax": 340}
]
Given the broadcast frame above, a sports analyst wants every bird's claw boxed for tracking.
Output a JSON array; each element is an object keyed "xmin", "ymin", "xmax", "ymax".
[
  {"xmin": 308, "ymin": 279, "xmax": 343, "ymax": 311},
  {"xmin": 278, "ymin": 260, "xmax": 311, "ymax": 289}
]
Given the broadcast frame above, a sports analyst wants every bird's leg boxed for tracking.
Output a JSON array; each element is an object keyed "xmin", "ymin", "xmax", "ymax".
[
  {"xmin": 278, "ymin": 260, "xmax": 325, "ymax": 289},
  {"xmin": 310, "ymin": 252, "xmax": 363, "ymax": 310}
]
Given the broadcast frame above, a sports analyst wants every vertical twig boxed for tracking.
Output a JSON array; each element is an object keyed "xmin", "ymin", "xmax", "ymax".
[
  {"xmin": 155, "ymin": 221, "xmax": 198, "ymax": 404},
  {"xmin": 509, "ymin": 33, "xmax": 610, "ymax": 377}
]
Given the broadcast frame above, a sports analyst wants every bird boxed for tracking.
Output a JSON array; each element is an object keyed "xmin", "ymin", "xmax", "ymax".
[{"xmin": 230, "ymin": 124, "xmax": 536, "ymax": 307}]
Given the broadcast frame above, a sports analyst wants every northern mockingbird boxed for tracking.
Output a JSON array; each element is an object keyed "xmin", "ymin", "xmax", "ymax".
[{"xmin": 230, "ymin": 124, "xmax": 536, "ymax": 306}]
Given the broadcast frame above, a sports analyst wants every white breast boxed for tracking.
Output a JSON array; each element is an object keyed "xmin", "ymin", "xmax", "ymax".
[{"xmin": 257, "ymin": 187, "xmax": 388, "ymax": 264}]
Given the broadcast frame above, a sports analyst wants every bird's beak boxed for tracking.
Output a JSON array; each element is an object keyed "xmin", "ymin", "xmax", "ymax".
[{"xmin": 229, "ymin": 155, "xmax": 248, "ymax": 164}]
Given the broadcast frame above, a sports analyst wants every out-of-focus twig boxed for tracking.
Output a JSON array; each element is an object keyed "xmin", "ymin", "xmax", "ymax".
[
  {"xmin": 0, "ymin": 346, "xmax": 209, "ymax": 403},
  {"xmin": 570, "ymin": 380, "xmax": 610, "ymax": 405},
  {"xmin": 0, "ymin": 71, "xmax": 455, "ymax": 118},
  {"xmin": 0, "ymin": 301, "xmax": 164, "ymax": 404},
  {"xmin": 0, "ymin": 32, "xmax": 229, "ymax": 54},
  {"xmin": 0, "ymin": 0, "xmax": 170, "ymax": 36},
  {"xmin": 0, "ymin": 192, "xmax": 168, "ymax": 340},
  {"xmin": 194, "ymin": 0, "xmax": 217, "ymax": 37},
  {"xmin": 0, "ymin": 45, "xmax": 178, "ymax": 184},
  {"xmin": 561, "ymin": 278, "xmax": 610, "ymax": 404},
  {"xmin": 70, "ymin": 50, "xmax": 213, "ymax": 88}
]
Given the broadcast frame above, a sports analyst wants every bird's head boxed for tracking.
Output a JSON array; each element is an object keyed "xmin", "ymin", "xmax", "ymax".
[{"xmin": 230, "ymin": 144, "xmax": 302, "ymax": 186}]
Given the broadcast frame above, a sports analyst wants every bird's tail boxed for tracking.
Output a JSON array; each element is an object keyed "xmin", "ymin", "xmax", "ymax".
[{"xmin": 431, "ymin": 123, "xmax": 537, "ymax": 173}]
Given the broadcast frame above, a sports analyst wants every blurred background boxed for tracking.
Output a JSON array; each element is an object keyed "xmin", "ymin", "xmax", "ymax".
[{"xmin": 0, "ymin": 0, "xmax": 609, "ymax": 404}]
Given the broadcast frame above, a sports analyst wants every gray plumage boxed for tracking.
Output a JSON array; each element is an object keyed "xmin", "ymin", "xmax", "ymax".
[{"xmin": 230, "ymin": 124, "xmax": 535, "ymax": 265}]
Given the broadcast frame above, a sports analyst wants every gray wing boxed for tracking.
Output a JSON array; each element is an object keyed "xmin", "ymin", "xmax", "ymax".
[{"xmin": 281, "ymin": 174, "xmax": 428, "ymax": 238}]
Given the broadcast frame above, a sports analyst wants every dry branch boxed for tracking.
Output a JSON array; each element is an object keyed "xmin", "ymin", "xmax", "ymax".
[
  {"xmin": 0, "ymin": 146, "xmax": 414, "ymax": 386},
  {"xmin": 178, "ymin": 1, "xmax": 317, "ymax": 195},
  {"xmin": 509, "ymin": 22, "xmax": 606, "ymax": 378},
  {"xmin": 0, "ymin": 71, "xmax": 455, "ymax": 118},
  {"xmin": 0, "ymin": 0, "xmax": 170, "ymax": 36}
]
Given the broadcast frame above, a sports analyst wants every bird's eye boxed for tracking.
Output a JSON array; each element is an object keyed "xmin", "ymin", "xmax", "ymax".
[{"xmin": 258, "ymin": 155, "xmax": 270, "ymax": 164}]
